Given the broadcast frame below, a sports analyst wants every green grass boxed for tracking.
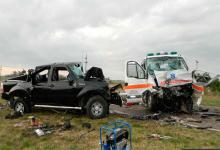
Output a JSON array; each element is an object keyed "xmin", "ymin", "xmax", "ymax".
[
  {"xmin": 202, "ymin": 93, "xmax": 220, "ymax": 107},
  {"xmin": 1, "ymin": 99, "xmax": 220, "ymax": 150}
]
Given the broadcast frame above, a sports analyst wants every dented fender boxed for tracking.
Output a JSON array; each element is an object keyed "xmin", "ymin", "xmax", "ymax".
[
  {"xmin": 77, "ymin": 83, "xmax": 110, "ymax": 100},
  {"xmin": 9, "ymin": 82, "xmax": 30, "ymax": 97}
]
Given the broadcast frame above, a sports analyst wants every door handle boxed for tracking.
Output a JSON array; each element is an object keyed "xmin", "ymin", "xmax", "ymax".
[{"xmin": 49, "ymin": 84, "xmax": 54, "ymax": 88}]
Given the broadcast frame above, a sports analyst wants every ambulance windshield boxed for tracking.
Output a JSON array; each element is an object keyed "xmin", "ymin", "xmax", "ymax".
[{"xmin": 146, "ymin": 57, "xmax": 188, "ymax": 74}]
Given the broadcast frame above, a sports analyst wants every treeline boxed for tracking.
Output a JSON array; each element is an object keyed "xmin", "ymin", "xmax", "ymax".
[{"xmin": 3, "ymin": 70, "xmax": 26, "ymax": 78}]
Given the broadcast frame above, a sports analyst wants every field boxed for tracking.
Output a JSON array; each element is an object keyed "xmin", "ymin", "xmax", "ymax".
[
  {"xmin": 0, "ymin": 95, "xmax": 220, "ymax": 150},
  {"xmin": 202, "ymin": 93, "xmax": 220, "ymax": 107}
]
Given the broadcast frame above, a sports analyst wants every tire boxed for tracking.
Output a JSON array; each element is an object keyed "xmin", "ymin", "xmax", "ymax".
[
  {"xmin": 13, "ymin": 97, "xmax": 30, "ymax": 113},
  {"xmin": 86, "ymin": 95, "xmax": 108, "ymax": 119},
  {"xmin": 147, "ymin": 93, "xmax": 158, "ymax": 112},
  {"xmin": 185, "ymin": 97, "xmax": 193, "ymax": 113}
]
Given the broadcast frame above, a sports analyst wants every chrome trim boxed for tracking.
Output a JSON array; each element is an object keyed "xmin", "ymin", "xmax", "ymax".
[{"xmin": 34, "ymin": 105, "xmax": 81, "ymax": 110}]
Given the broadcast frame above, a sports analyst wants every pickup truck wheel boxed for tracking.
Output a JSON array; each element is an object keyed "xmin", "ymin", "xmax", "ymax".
[
  {"xmin": 148, "ymin": 93, "xmax": 158, "ymax": 112},
  {"xmin": 86, "ymin": 95, "xmax": 108, "ymax": 119},
  {"xmin": 14, "ymin": 98, "xmax": 30, "ymax": 113}
]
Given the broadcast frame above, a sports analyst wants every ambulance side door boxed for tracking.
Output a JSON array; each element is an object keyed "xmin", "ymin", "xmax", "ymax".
[{"xmin": 124, "ymin": 61, "xmax": 148, "ymax": 103}]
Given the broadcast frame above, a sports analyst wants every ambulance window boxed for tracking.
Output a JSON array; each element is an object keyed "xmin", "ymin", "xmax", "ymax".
[
  {"xmin": 127, "ymin": 63, "xmax": 138, "ymax": 78},
  {"xmin": 127, "ymin": 61, "xmax": 145, "ymax": 79}
]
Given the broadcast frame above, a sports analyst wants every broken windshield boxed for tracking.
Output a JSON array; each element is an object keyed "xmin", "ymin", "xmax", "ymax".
[
  {"xmin": 67, "ymin": 63, "xmax": 84, "ymax": 79},
  {"xmin": 146, "ymin": 57, "xmax": 188, "ymax": 74}
]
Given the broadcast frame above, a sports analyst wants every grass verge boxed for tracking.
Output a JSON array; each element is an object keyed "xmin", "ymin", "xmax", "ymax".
[{"xmin": 202, "ymin": 94, "xmax": 220, "ymax": 107}]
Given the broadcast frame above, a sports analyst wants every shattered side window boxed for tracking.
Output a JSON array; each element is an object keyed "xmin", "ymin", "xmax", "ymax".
[{"xmin": 68, "ymin": 64, "xmax": 84, "ymax": 79}]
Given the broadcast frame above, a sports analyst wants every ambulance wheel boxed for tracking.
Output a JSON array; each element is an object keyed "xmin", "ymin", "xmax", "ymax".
[
  {"xmin": 148, "ymin": 93, "xmax": 158, "ymax": 112},
  {"xmin": 185, "ymin": 97, "xmax": 193, "ymax": 113}
]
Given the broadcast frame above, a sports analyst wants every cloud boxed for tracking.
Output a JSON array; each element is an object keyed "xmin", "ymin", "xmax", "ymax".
[{"xmin": 0, "ymin": 0, "xmax": 220, "ymax": 79}]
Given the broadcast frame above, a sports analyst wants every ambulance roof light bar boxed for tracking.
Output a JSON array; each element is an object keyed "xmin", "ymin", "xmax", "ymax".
[{"xmin": 147, "ymin": 51, "xmax": 178, "ymax": 57}]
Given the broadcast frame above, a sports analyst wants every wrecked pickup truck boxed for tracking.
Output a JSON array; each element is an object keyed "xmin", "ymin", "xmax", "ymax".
[
  {"xmin": 124, "ymin": 51, "xmax": 219, "ymax": 113},
  {"xmin": 1, "ymin": 62, "xmax": 122, "ymax": 119}
]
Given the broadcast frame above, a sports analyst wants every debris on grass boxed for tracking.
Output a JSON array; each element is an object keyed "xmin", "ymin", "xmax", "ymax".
[
  {"xmin": 14, "ymin": 122, "xmax": 25, "ymax": 127},
  {"xmin": 147, "ymin": 134, "xmax": 173, "ymax": 140},
  {"xmin": 185, "ymin": 118, "xmax": 202, "ymax": 123},
  {"xmin": 160, "ymin": 115, "xmax": 220, "ymax": 132},
  {"xmin": 194, "ymin": 107, "xmax": 209, "ymax": 112},
  {"xmin": 60, "ymin": 119, "xmax": 72, "ymax": 131},
  {"xmin": 200, "ymin": 114, "xmax": 209, "ymax": 118},
  {"xmin": 207, "ymin": 128, "xmax": 220, "ymax": 132},
  {"xmin": 5, "ymin": 111, "xmax": 23, "ymax": 119},
  {"xmin": 160, "ymin": 116, "xmax": 182, "ymax": 126},
  {"xmin": 28, "ymin": 116, "xmax": 41, "ymax": 126},
  {"xmin": 130, "ymin": 113, "xmax": 160, "ymax": 120},
  {"xmin": 82, "ymin": 122, "xmax": 92, "ymax": 129},
  {"xmin": 35, "ymin": 129, "xmax": 45, "ymax": 136},
  {"xmin": 0, "ymin": 103, "xmax": 7, "ymax": 110},
  {"xmin": 73, "ymin": 128, "xmax": 95, "ymax": 141},
  {"xmin": 34, "ymin": 122, "xmax": 55, "ymax": 137},
  {"xmin": 110, "ymin": 107, "xmax": 160, "ymax": 120},
  {"xmin": 216, "ymin": 118, "xmax": 220, "ymax": 121},
  {"xmin": 199, "ymin": 112, "xmax": 220, "ymax": 117},
  {"xmin": 180, "ymin": 122, "xmax": 212, "ymax": 130}
]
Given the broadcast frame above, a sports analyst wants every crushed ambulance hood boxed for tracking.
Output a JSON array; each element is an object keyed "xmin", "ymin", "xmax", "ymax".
[{"xmin": 154, "ymin": 69, "xmax": 193, "ymax": 87}]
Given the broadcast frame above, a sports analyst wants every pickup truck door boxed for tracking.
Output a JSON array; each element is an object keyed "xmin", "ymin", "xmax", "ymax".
[
  {"xmin": 32, "ymin": 83, "xmax": 52, "ymax": 104},
  {"xmin": 31, "ymin": 67, "xmax": 52, "ymax": 104},
  {"xmin": 49, "ymin": 66, "xmax": 79, "ymax": 106},
  {"xmin": 124, "ymin": 61, "xmax": 149, "ymax": 104}
]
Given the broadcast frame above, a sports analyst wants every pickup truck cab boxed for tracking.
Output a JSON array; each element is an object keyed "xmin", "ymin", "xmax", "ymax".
[{"xmin": 1, "ymin": 62, "xmax": 122, "ymax": 119}]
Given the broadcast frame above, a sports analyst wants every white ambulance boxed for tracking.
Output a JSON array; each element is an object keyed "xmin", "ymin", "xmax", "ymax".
[{"xmin": 124, "ymin": 52, "xmax": 206, "ymax": 112}]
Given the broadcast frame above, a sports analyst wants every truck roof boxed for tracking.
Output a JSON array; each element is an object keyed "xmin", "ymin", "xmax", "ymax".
[
  {"xmin": 36, "ymin": 62, "xmax": 82, "ymax": 67},
  {"xmin": 35, "ymin": 62, "xmax": 82, "ymax": 70}
]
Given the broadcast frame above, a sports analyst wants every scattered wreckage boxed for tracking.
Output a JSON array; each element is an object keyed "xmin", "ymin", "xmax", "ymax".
[
  {"xmin": 1, "ymin": 62, "xmax": 122, "ymax": 119},
  {"xmin": 123, "ymin": 51, "xmax": 220, "ymax": 113}
]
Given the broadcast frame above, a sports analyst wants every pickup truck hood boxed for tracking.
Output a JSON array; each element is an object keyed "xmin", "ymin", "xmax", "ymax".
[{"xmin": 154, "ymin": 69, "xmax": 193, "ymax": 87}]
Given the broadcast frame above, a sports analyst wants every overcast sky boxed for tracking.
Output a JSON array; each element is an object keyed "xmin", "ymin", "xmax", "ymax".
[{"xmin": 0, "ymin": 0, "xmax": 220, "ymax": 79}]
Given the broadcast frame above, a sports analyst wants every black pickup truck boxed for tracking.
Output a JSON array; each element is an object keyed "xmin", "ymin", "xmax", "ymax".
[{"xmin": 1, "ymin": 62, "xmax": 122, "ymax": 119}]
